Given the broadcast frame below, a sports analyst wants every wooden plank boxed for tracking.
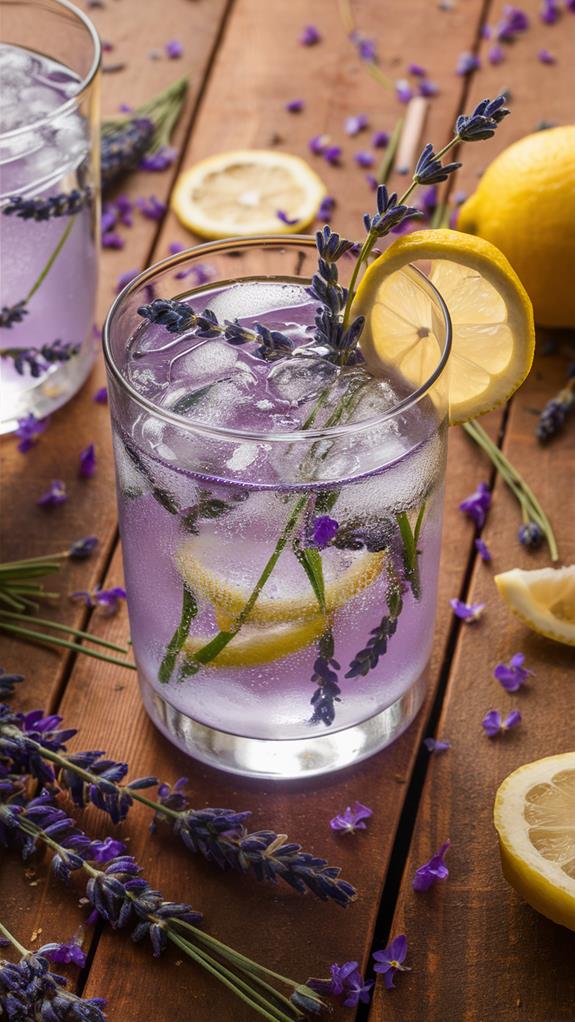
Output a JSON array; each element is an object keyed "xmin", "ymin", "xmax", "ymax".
[
  {"xmin": 0, "ymin": 0, "xmax": 229, "ymax": 714},
  {"xmin": 0, "ymin": 0, "xmax": 229, "ymax": 967},
  {"xmin": 47, "ymin": 1, "xmax": 504, "ymax": 1018},
  {"xmin": 371, "ymin": 0, "xmax": 575, "ymax": 1015}
]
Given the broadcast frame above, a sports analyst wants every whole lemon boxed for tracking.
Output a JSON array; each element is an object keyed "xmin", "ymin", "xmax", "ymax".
[{"xmin": 457, "ymin": 126, "xmax": 575, "ymax": 328}]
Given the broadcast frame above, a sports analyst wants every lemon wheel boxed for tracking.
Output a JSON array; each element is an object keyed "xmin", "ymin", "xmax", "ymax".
[
  {"xmin": 495, "ymin": 565, "xmax": 575, "ymax": 647},
  {"xmin": 184, "ymin": 615, "xmax": 327, "ymax": 669},
  {"xmin": 176, "ymin": 534, "xmax": 385, "ymax": 626},
  {"xmin": 494, "ymin": 752, "xmax": 575, "ymax": 931},
  {"xmin": 171, "ymin": 150, "xmax": 326, "ymax": 238},
  {"xmin": 351, "ymin": 229, "xmax": 535, "ymax": 425}
]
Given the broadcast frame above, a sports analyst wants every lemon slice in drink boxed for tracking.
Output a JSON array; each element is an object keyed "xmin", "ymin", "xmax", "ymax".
[
  {"xmin": 176, "ymin": 534, "xmax": 385, "ymax": 625},
  {"xmin": 171, "ymin": 150, "xmax": 326, "ymax": 238},
  {"xmin": 184, "ymin": 614, "xmax": 327, "ymax": 669},
  {"xmin": 495, "ymin": 565, "xmax": 575, "ymax": 647},
  {"xmin": 351, "ymin": 229, "xmax": 535, "ymax": 425},
  {"xmin": 494, "ymin": 753, "xmax": 575, "ymax": 931}
]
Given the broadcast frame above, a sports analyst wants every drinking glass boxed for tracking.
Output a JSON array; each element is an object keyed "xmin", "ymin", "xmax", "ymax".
[
  {"xmin": 104, "ymin": 237, "xmax": 452, "ymax": 779},
  {"xmin": 0, "ymin": 0, "xmax": 100, "ymax": 432}
]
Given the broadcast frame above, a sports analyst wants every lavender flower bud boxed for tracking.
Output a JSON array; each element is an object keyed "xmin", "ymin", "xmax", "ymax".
[{"xmin": 518, "ymin": 522, "xmax": 543, "ymax": 549}]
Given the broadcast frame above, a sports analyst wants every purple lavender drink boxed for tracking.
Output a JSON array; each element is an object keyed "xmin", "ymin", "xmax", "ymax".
[
  {"xmin": 104, "ymin": 237, "xmax": 451, "ymax": 779},
  {"xmin": 0, "ymin": 0, "xmax": 100, "ymax": 433}
]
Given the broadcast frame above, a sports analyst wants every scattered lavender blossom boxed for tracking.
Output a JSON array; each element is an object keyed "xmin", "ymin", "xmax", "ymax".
[
  {"xmin": 518, "ymin": 522, "xmax": 543, "ymax": 549},
  {"xmin": 373, "ymin": 130, "xmax": 390, "ymax": 148},
  {"xmin": 408, "ymin": 62, "xmax": 426, "ymax": 76},
  {"xmin": 366, "ymin": 173, "xmax": 378, "ymax": 190},
  {"xmin": 350, "ymin": 31, "xmax": 378, "ymax": 62},
  {"xmin": 101, "ymin": 230, "xmax": 124, "ymax": 249},
  {"xmin": 79, "ymin": 443, "xmax": 96, "ymax": 479},
  {"xmin": 395, "ymin": 78, "xmax": 413, "ymax": 102},
  {"xmin": 285, "ymin": 98, "xmax": 304, "ymax": 113},
  {"xmin": 540, "ymin": 0, "xmax": 560, "ymax": 23},
  {"xmin": 312, "ymin": 515, "xmax": 339, "ymax": 549},
  {"xmin": 450, "ymin": 598, "xmax": 485, "ymax": 623},
  {"xmin": 345, "ymin": 113, "xmax": 369, "ymax": 136},
  {"xmin": 300, "ymin": 24, "xmax": 321, "ymax": 46},
  {"xmin": 323, "ymin": 145, "xmax": 342, "ymax": 165},
  {"xmin": 69, "ymin": 536, "xmax": 99, "ymax": 560},
  {"xmin": 456, "ymin": 52, "xmax": 480, "ymax": 75},
  {"xmin": 317, "ymin": 195, "xmax": 336, "ymax": 220},
  {"xmin": 495, "ymin": 5, "xmax": 530, "ymax": 40},
  {"xmin": 329, "ymin": 801, "xmax": 372, "ymax": 834},
  {"xmin": 489, "ymin": 44, "xmax": 505, "ymax": 64},
  {"xmin": 116, "ymin": 269, "xmax": 139, "ymax": 293},
  {"xmin": 538, "ymin": 48, "xmax": 556, "ymax": 63},
  {"xmin": 308, "ymin": 134, "xmax": 329, "ymax": 155},
  {"xmin": 37, "ymin": 480, "xmax": 67, "ymax": 508},
  {"xmin": 424, "ymin": 737, "xmax": 451, "ymax": 754},
  {"xmin": 168, "ymin": 240, "xmax": 186, "ymax": 255},
  {"xmin": 308, "ymin": 961, "xmax": 373, "ymax": 1007},
  {"xmin": 15, "ymin": 413, "xmax": 49, "ymax": 453},
  {"xmin": 372, "ymin": 935, "xmax": 411, "ymax": 990},
  {"xmin": 276, "ymin": 210, "xmax": 299, "ymax": 225},
  {"xmin": 475, "ymin": 538, "xmax": 492, "ymax": 562},
  {"xmin": 482, "ymin": 709, "xmax": 522, "ymax": 737},
  {"xmin": 165, "ymin": 39, "xmax": 183, "ymax": 59},
  {"xmin": 41, "ymin": 938, "xmax": 86, "ymax": 968},
  {"xmin": 493, "ymin": 652, "xmax": 532, "ymax": 692},
  {"xmin": 93, "ymin": 387, "xmax": 108, "ymax": 404},
  {"xmin": 72, "ymin": 586, "xmax": 127, "ymax": 614},
  {"xmin": 137, "ymin": 195, "xmax": 168, "ymax": 220},
  {"xmin": 459, "ymin": 481, "xmax": 491, "ymax": 528},
  {"xmin": 419, "ymin": 79, "xmax": 440, "ymax": 97},
  {"xmin": 354, "ymin": 151, "xmax": 375, "ymax": 168},
  {"xmin": 413, "ymin": 839, "xmax": 450, "ymax": 892}
]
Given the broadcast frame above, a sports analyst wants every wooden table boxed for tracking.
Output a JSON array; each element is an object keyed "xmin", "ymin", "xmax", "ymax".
[{"xmin": 1, "ymin": 1, "xmax": 574, "ymax": 1019}]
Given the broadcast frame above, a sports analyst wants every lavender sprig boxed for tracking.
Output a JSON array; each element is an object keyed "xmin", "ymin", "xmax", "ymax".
[
  {"xmin": 2, "ymin": 188, "xmax": 91, "ymax": 222},
  {"xmin": 0, "ymin": 792, "xmax": 325, "ymax": 1022},
  {"xmin": 0, "ymin": 340, "xmax": 80, "ymax": 376},
  {"xmin": 346, "ymin": 582, "xmax": 403, "ymax": 679},
  {"xmin": 536, "ymin": 369, "xmax": 575, "ymax": 442},
  {"xmin": 310, "ymin": 630, "xmax": 341, "ymax": 727},
  {"xmin": 0, "ymin": 709, "xmax": 356, "ymax": 908},
  {"xmin": 0, "ymin": 922, "xmax": 106, "ymax": 1022}
]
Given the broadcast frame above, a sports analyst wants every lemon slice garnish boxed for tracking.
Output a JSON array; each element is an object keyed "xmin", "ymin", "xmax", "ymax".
[
  {"xmin": 494, "ymin": 752, "xmax": 575, "ymax": 931},
  {"xmin": 184, "ymin": 614, "xmax": 327, "ymax": 668},
  {"xmin": 176, "ymin": 533, "xmax": 385, "ymax": 625},
  {"xmin": 351, "ymin": 229, "xmax": 535, "ymax": 425},
  {"xmin": 171, "ymin": 150, "xmax": 326, "ymax": 238},
  {"xmin": 495, "ymin": 565, "xmax": 575, "ymax": 647}
]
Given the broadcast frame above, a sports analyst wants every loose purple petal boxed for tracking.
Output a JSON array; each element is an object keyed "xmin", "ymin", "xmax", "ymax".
[
  {"xmin": 276, "ymin": 210, "xmax": 299, "ymax": 225},
  {"xmin": 300, "ymin": 24, "xmax": 321, "ymax": 46},
  {"xmin": 459, "ymin": 481, "xmax": 491, "ymax": 528},
  {"xmin": 450, "ymin": 598, "xmax": 485, "ymax": 622},
  {"xmin": 482, "ymin": 708, "xmax": 522, "ymax": 737},
  {"xmin": 354, "ymin": 150, "xmax": 375, "ymax": 168},
  {"xmin": 116, "ymin": 269, "xmax": 139, "ymax": 294},
  {"xmin": 323, "ymin": 145, "xmax": 342, "ymax": 165},
  {"xmin": 456, "ymin": 52, "xmax": 480, "ymax": 75},
  {"xmin": 309, "ymin": 133, "xmax": 329, "ymax": 155},
  {"xmin": 493, "ymin": 652, "xmax": 532, "ymax": 692},
  {"xmin": 419, "ymin": 79, "xmax": 440, "ymax": 97},
  {"xmin": 285, "ymin": 98, "xmax": 304, "ymax": 113},
  {"xmin": 93, "ymin": 387, "xmax": 108, "ymax": 404},
  {"xmin": 79, "ymin": 443, "xmax": 96, "ymax": 479},
  {"xmin": 373, "ymin": 934, "xmax": 411, "ymax": 988},
  {"xmin": 101, "ymin": 231, "xmax": 124, "ymax": 250},
  {"xmin": 330, "ymin": 800, "xmax": 373, "ymax": 834},
  {"xmin": 366, "ymin": 173, "xmax": 378, "ymax": 190},
  {"xmin": 488, "ymin": 43, "xmax": 505, "ymax": 65},
  {"xmin": 395, "ymin": 78, "xmax": 413, "ymax": 103},
  {"xmin": 372, "ymin": 130, "xmax": 390, "ymax": 149},
  {"xmin": 345, "ymin": 113, "xmax": 369, "ymax": 136},
  {"xmin": 69, "ymin": 536, "xmax": 99, "ymax": 560},
  {"xmin": 408, "ymin": 62, "xmax": 426, "ymax": 77},
  {"xmin": 165, "ymin": 39, "xmax": 183, "ymax": 59},
  {"xmin": 413, "ymin": 839, "xmax": 450, "ymax": 892},
  {"xmin": 137, "ymin": 195, "xmax": 167, "ymax": 221},
  {"xmin": 15, "ymin": 413, "xmax": 49, "ymax": 453},
  {"xmin": 540, "ymin": 0, "xmax": 560, "ymax": 23},
  {"xmin": 475, "ymin": 538, "xmax": 492, "ymax": 562},
  {"xmin": 168, "ymin": 240, "xmax": 186, "ymax": 255},
  {"xmin": 317, "ymin": 195, "xmax": 336, "ymax": 221},
  {"xmin": 140, "ymin": 146, "xmax": 177, "ymax": 171},
  {"xmin": 37, "ymin": 479, "xmax": 67, "ymax": 508},
  {"xmin": 538, "ymin": 48, "xmax": 556, "ymax": 64},
  {"xmin": 424, "ymin": 737, "xmax": 451, "ymax": 754}
]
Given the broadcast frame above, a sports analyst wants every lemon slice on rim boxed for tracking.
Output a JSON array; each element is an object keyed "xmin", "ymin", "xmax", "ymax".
[
  {"xmin": 351, "ymin": 229, "xmax": 535, "ymax": 424},
  {"xmin": 183, "ymin": 614, "xmax": 327, "ymax": 669},
  {"xmin": 495, "ymin": 565, "xmax": 575, "ymax": 646},
  {"xmin": 171, "ymin": 150, "xmax": 326, "ymax": 238},
  {"xmin": 176, "ymin": 534, "xmax": 385, "ymax": 625},
  {"xmin": 494, "ymin": 752, "xmax": 575, "ymax": 931}
]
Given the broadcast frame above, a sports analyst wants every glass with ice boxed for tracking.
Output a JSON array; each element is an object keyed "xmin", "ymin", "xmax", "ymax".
[
  {"xmin": 0, "ymin": 0, "xmax": 100, "ymax": 432},
  {"xmin": 104, "ymin": 237, "xmax": 451, "ymax": 779}
]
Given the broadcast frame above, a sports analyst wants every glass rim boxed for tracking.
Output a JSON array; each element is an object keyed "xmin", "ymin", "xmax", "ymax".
[
  {"xmin": 0, "ymin": 0, "xmax": 101, "ymax": 142},
  {"xmin": 103, "ymin": 234, "xmax": 453, "ymax": 444}
]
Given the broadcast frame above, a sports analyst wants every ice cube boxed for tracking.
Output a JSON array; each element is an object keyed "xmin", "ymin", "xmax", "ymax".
[
  {"xmin": 20, "ymin": 85, "xmax": 62, "ymax": 117},
  {"xmin": 206, "ymin": 282, "xmax": 310, "ymax": 325},
  {"xmin": 169, "ymin": 339, "xmax": 239, "ymax": 385},
  {"xmin": 267, "ymin": 355, "xmax": 338, "ymax": 406},
  {"xmin": 0, "ymin": 45, "xmax": 40, "ymax": 76}
]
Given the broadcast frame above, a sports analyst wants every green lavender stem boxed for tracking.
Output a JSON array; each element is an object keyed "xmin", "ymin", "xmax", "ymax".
[
  {"xmin": 396, "ymin": 504, "xmax": 425, "ymax": 599},
  {"xmin": 158, "ymin": 584, "xmax": 197, "ymax": 682},
  {"xmin": 0, "ymin": 610, "xmax": 128, "ymax": 654},
  {"xmin": 0, "ymin": 920, "xmax": 29, "ymax": 958},
  {"xmin": 0, "ymin": 620, "xmax": 136, "ymax": 669},
  {"xmin": 463, "ymin": 419, "xmax": 559, "ymax": 561},
  {"xmin": 378, "ymin": 117, "xmax": 403, "ymax": 185},
  {"xmin": 24, "ymin": 216, "xmax": 76, "ymax": 303}
]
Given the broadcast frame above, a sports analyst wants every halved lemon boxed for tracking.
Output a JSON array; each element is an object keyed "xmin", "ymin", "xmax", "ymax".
[
  {"xmin": 351, "ymin": 229, "xmax": 535, "ymax": 425},
  {"xmin": 494, "ymin": 752, "xmax": 575, "ymax": 931},
  {"xmin": 171, "ymin": 150, "xmax": 326, "ymax": 238},
  {"xmin": 184, "ymin": 614, "xmax": 327, "ymax": 668},
  {"xmin": 176, "ymin": 533, "xmax": 385, "ymax": 625},
  {"xmin": 495, "ymin": 565, "xmax": 575, "ymax": 647}
]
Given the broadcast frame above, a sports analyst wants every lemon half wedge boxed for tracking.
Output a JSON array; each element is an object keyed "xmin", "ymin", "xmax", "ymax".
[
  {"xmin": 495, "ymin": 566, "xmax": 575, "ymax": 647},
  {"xmin": 184, "ymin": 615, "xmax": 327, "ymax": 669},
  {"xmin": 171, "ymin": 150, "xmax": 326, "ymax": 238},
  {"xmin": 352, "ymin": 229, "xmax": 535, "ymax": 424},
  {"xmin": 494, "ymin": 753, "xmax": 575, "ymax": 931}
]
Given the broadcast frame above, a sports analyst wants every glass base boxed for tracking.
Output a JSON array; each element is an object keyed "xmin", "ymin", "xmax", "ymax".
[
  {"xmin": 141, "ymin": 671, "xmax": 427, "ymax": 780},
  {"xmin": 0, "ymin": 342, "xmax": 96, "ymax": 435}
]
